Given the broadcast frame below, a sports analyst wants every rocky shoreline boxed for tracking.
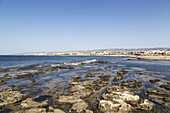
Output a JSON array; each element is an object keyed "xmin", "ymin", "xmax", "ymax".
[{"xmin": 0, "ymin": 60, "xmax": 169, "ymax": 113}]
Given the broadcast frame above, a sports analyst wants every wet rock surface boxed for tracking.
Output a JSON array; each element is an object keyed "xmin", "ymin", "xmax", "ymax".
[
  {"xmin": 0, "ymin": 59, "xmax": 170, "ymax": 112},
  {"xmin": 149, "ymin": 79, "xmax": 161, "ymax": 84},
  {"xmin": 0, "ymin": 74, "xmax": 12, "ymax": 85},
  {"xmin": 159, "ymin": 82, "xmax": 170, "ymax": 91},
  {"xmin": 113, "ymin": 70, "xmax": 128, "ymax": 82},
  {"xmin": 90, "ymin": 60, "xmax": 108, "ymax": 64},
  {"xmin": 121, "ymin": 80, "xmax": 143, "ymax": 89},
  {"xmin": 147, "ymin": 89, "xmax": 170, "ymax": 107}
]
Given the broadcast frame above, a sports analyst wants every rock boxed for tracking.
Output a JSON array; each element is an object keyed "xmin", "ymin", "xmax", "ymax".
[
  {"xmin": 72, "ymin": 76, "xmax": 81, "ymax": 82},
  {"xmin": 85, "ymin": 73, "xmax": 101, "ymax": 78},
  {"xmin": 0, "ymin": 68, "xmax": 10, "ymax": 72},
  {"xmin": 99, "ymin": 85, "xmax": 153, "ymax": 113},
  {"xmin": 78, "ymin": 63, "xmax": 86, "ymax": 65},
  {"xmin": 21, "ymin": 98, "xmax": 49, "ymax": 108},
  {"xmin": 90, "ymin": 60, "xmax": 108, "ymax": 64},
  {"xmin": 57, "ymin": 80, "xmax": 97, "ymax": 112},
  {"xmin": 113, "ymin": 70, "xmax": 128, "ymax": 82},
  {"xmin": 149, "ymin": 79, "xmax": 160, "ymax": 84},
  {"xmin": 105, "ymin": 66, "xmax": 112, "ymax": 69},
  {"xmin": 48, "ymin": 106, "xmax": 65, "ymax": 113},
  {"xmin": 120, "ymin": 80, "xmax": 142, "ymax": 89},
  {"xmin": 49, "ymin": 66, "xmax": 75, "ymax": 72},
  {"xmin": 58, "ymin": 95, "xmax": 83, "ymax": 103},
  {"xmin": 85, "ymin": 110, "xmax": 93, "ymax": 113},
  {"xmin": 139, "ymin": 99, "xmax": 153, "ymax": 110},
  {"xmin": 147, "ymin": 90, "xmax": 169, "ymax": 97},
  {"xmin": 24, "ymin": 108, "xmax": 46, "ymax": 113},
  {"xmin": 147, "ymin": 89, "xmax": 170, "ymax": 106},
  {"xmin": 29, "ymin": 79, "xmax": 36, "ymax": 82},
  {"xmin": 0, "ymin": 74, "xmax": 12, "ymax": 85},
  {"xmin": 159, "ymin": 83, "xmax": 170, "ymax": 91},
  {"xmin": 0, "ymin": 89, "xmax": 28, "ymax": 106},
  {"xmin": 13, "ymin": 71, "xmax": 45, "ymax": 79},
  {"xmin": 70, "ymin": 101, "xmax": 88, "ymax": 112},
  {"xmin": 119, "ymin": 103, "xmax": 132, "ymax": 112}
]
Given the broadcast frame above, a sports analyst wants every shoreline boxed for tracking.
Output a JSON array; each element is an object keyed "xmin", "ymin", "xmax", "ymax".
[
  {"xmin": 1, "ymin": 55, "xmax": 170, "ymax": 61},
  {"xmin": 106, "ymin": 55, "xmax": 170, "ymax": 60}
]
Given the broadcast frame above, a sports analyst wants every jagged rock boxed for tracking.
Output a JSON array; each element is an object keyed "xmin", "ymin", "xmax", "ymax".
[
  {"xmin": 58, "ymin": 95, "xmax": 83, "ymax": 103},
  {"xmin": 70, "ymin": 101, "xmax": 88, "ymax": 112},
  {"xmin": 57, "ymin": 80, "xmax": 96, "ymax": 112},
  {"xmin": 0, "ymin": 89, "xmax": 28, "ymax": 106},
  {"xmin": 99, "ymin": 85, "xmax": 153, "ymax": 113},
  {"xmin": 21, "ymin": 98, "xmax": 49, "ymax": 108},
  {"xmin": 139, "ymin": 99, "xmax": 153, "ymax": 110}
]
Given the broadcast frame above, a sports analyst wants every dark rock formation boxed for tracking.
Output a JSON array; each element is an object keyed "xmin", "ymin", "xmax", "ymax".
[{"xmin": 121, "ymin": 80, "xmax": 143, "ymax": 89}]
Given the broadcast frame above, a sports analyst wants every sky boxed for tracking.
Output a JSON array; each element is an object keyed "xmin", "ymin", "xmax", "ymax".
[{"xmin": 0, "ymin": 0, "xmax": 170, "ymax": 54}]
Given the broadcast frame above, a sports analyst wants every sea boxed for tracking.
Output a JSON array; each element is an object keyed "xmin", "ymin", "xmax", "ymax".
[{"xmin": 0, "ymin": 55, "xmax": 170, "ymax": 112}]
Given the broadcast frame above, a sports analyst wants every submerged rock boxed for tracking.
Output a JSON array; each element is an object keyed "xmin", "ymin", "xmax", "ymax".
[
  {"xmin": 99, "ymin": 85, "xmax": 153, "ymax": 113},
  {"xmin": 90, "ymin": 60, "xmax": 108, "ymax": 64},
  {"xmin": 49, "ymin": 66, "xmax": 75, "ymax": 72},
  {"xmin": 149, "ymin": 79, "xmax": 161, "ymax": 84},
  {"xmin": 113, "ymin": 70, "xmax": 128, "ymax": 82},
  {"xmin": 0, "ymin": 74, "xmax": 12, "ymax": 85},
  {"xmin": 120, "ymin": 80, "xmax": 142, "ymax": 89},
  {"xmin": 105, "ymin": 66, "xmax": 112, "ymax": 69},
  {"xmin": 85, "ymin": 73, "xmax": 102, "ymax": 78},
  {"xmin": 147, "ymin": 89, "xmax": 170, "ymax": 106},
  {"xmin": 13, "ymin": 71, "xmax": 45, "ymax": 79},
  {"xmin": 159, "ymin": 82, "xmax": 170, "ymax": 91}
]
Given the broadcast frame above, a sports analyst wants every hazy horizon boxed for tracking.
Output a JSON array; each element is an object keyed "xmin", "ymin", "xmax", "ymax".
[{"xmin": 0, "ymin": 0, "xmax": 170, "ymax": 54}]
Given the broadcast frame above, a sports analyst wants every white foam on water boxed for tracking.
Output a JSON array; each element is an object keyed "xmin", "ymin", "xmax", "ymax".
[{"xmin": 64, "ymin": 59, "xmax": 97, "ymax": 66}]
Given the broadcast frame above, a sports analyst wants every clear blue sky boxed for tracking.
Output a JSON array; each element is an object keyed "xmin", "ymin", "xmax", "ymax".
[{"xmin": 0, "ymin": 0, "xmax": 170, "ymax": 54}]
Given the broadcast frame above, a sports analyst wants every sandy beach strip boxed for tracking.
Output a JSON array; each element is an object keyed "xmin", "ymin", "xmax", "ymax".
[{"xmin": 107, "ymin": 55, "xmax": 170, "ymax": 60}]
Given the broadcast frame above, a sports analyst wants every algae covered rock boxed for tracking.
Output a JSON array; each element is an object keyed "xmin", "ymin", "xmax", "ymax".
[
  {"xmin": 113, "ymin": 70, "xmax": 128, "ymax": 82},
  {"xmin": 149, "ymin": 79, "xmax": 161, "ymax": 84},
  {"xmin": 120, "ymin": 80, "xmax": 142, "ymax": 89}
]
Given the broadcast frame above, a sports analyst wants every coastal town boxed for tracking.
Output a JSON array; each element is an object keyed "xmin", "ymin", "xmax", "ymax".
[
  {"xmin": 47, "ymin": 49, "xmax": 170, "ymax": 56},
  {"xmin": 20, "ymin": 48, "xmax": 170, "ymax": 56}
]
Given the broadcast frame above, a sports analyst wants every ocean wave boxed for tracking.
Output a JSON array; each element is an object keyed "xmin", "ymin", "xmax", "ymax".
[{"xmin": 64, "ymin": 59, "xmax": 97, "ymax": 65}]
